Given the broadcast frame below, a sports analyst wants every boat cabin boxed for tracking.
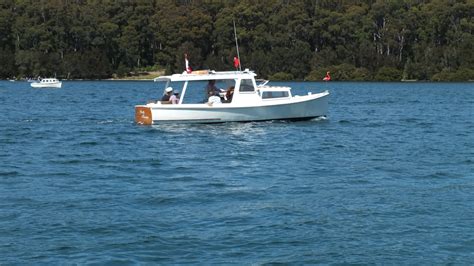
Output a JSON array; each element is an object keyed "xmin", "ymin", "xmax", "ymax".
[
  {"xmin": 40, "ymin": 78, "xmax": 60, "ymax": 83},
  {"xmin": 153, "ymin": 69, "xmax": 292, "ymax": 106}
]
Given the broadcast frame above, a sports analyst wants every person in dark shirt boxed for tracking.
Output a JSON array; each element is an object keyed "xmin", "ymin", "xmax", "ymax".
[
  {"xmin": 161, "ymin": 87, "xmax": 173, "ymax": 104},
  {"xmin": 205, "ymin": 80, "xmax": 222, "ymax": 100}
]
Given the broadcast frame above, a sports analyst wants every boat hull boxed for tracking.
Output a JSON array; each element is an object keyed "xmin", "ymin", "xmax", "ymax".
[
  {"xmin": 135, "ymin": 91, "xmax": 329, "ymax": 124},
  {"xmin": 31, "ymin": 82, "xmax": 62, "ymax": 88}
]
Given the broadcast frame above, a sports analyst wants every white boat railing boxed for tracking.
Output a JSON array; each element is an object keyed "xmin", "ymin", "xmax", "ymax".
[{"xmin": 256, "ymin": 79, "xmax": 269, "ymax": 87}]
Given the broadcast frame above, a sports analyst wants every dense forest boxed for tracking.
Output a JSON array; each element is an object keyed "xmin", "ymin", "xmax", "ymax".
[{"xmin": 0, "ymin": 0, "xmax": 473, "ymax": 81}]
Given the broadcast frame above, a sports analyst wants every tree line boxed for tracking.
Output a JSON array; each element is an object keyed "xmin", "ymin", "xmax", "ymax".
[{"xmin": 0, "ymin": 0, "xmax": 472, "ymax": 81}]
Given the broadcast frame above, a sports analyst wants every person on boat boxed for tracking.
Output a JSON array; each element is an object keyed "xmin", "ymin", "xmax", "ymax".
[
  {"xmin": 205, "ymin": 80, "xmax": 222, "ymax": 100},
  {"xmin": 160, "ymin": 87, "xmax": 173, "ymax": 104},
  {"xmin": 170, "ymin": 90, "xmax": 180, "ymax": 104},
  {"xmin": 225, "ymin": 86, "xmax": 235, "ymax": 103},
  {"xmin": 207, "ymin": 91, "xmax": 222, "ymax": 106}
]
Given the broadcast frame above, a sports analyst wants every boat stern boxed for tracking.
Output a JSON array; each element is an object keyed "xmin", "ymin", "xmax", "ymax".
[{"xmin": 135, "ymin": 106, "xmax": 153, "ymax": 125}]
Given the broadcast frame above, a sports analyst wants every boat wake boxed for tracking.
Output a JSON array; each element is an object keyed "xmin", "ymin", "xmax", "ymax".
[{"xmin": 310, "ymin": 116, "xmax": 328, "ymax": 122}]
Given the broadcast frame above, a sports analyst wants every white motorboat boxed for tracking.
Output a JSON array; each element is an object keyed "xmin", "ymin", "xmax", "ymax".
[
  {"xmin": 135, "ymin": 69, "xmax": 329, "ymax": 124},
  {"xmin": 30, "ymin": 78, "xmax": 62, "ymax": 88}
]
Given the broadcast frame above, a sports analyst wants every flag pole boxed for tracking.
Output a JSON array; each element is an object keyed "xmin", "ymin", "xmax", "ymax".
[{"xmin": 233, "ymin": 19, "xmax": 242, "ymax": 71}]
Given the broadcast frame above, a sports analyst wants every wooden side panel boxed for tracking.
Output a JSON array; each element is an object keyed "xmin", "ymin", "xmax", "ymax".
[{"xmin": 135, "ymin": 106, "xmax": 153, "ymax": 125}]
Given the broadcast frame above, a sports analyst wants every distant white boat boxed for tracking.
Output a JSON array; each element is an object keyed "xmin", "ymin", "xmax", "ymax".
[
  {"xmin": 30, "ymin": 78, "xmax": 62, "ymax": 88},
  {"xmin": 135, "ymin": 69, "xmax": 329, "ymax": 124}
]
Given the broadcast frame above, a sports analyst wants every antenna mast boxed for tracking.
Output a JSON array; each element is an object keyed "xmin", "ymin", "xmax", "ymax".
[{"xmin": 233, "ymin": 19, "xmax": 242, "ymax": 71}]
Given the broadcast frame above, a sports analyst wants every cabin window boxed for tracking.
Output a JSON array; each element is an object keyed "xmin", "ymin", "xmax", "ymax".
[
  {"xmin": 159, "ymin": 79, "xmax": 236, "ymax": 104},
  {"xmin": 261, "ymin": 91, "xmax": 289, "ymax": 99},
  {"xmin": 239, "ymin": 79, "xmax": 255, "ymax": 92}
]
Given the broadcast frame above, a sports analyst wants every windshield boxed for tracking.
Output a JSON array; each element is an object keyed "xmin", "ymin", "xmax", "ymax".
[{"xmin": 159, "ymin": 79, "xmax": 236, "ymax": 104}]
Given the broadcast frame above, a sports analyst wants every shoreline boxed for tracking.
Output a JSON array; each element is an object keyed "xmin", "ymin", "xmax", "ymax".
[
  {"xmin": 4, "ymin": 75, "xmax": 474, "ymax": 83},
  {"xmin": 4, "ymin": 79, "xmax": 474, "ymax": 82}
]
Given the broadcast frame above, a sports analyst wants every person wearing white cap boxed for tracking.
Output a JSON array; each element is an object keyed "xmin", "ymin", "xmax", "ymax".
[{"xmin": 160, "ymin": 87, "xmax": 173, "ymax": 104}]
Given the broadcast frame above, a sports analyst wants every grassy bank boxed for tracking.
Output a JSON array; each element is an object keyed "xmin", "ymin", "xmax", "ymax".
[{"xmin": 108, "ymin": 70, "xmax": 165, "ymax": 80}]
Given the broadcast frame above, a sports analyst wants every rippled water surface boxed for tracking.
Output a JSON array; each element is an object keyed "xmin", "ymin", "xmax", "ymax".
[{"xmin": 1, "ymin": 80, "xmax": 473, "ymax": 264}]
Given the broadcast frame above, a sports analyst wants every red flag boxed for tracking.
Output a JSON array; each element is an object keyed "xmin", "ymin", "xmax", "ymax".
[
  {"xmin": 185, "ymin": 54, "xmax": 192, "ymax": 73},
  {"xmin": 323, "ymin": 71, "xmax": 331, "ymax": 81},
  {"xmin": 233, "ymin": 56, "xmax": 240, "ymax": 69}
]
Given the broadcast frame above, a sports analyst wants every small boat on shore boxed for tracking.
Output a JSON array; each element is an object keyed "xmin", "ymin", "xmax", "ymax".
[
  {"xmin": 31, "ymin": 78, "xmax": 62, "ymax": 88},
  {"xmin": 135, "ymin": 69, "xmax": 329, "ymax": 124}
]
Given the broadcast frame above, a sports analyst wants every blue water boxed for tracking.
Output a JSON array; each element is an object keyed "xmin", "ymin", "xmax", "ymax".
[{"xmin": 1, "ymin": 80, "xmax": 473, "ymax": 264}]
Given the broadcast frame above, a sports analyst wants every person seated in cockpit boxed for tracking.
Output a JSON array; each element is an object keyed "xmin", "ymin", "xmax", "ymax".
[
  {"xmin": 205, "ymin": 80, "xmax": 223, "ymax": 100},
  {"xmin": 170, "ymin": 90, "xmax": 180, "ymax": 104},
  {"xmin": 160, "ymin": 87, "xmax": 173, "ymax": 104},
  {"xmin": 207, "ymin": 91, "xmax": 222, "ymax": 106},
  {"xmin": 224, "ymin": 86, "xmax": 235, "ymax": 103}
]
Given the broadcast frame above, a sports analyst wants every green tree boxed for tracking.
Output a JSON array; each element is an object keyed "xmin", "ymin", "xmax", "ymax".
[{"xmin": 0, "ymin": 0, "xmax": 472, "ymax": 81}]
